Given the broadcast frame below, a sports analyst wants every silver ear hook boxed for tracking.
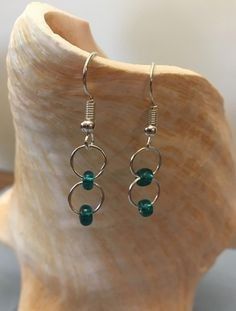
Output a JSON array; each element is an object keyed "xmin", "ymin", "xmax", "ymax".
[
  {"xmin": 128, "ymin": 62, "xmax": 161, "ymax": 214},
  {"xmin": 81, "ymin": 52, "xmax": 98, "ymax": 147},
  {"xmin": 82, "ymin": 52, "xmax": 97, "ymax": 99},
  {"xmin": 145, "ymin": 62, "xmax": 158, "ymax": 147},
  {"xmin": 149, "ymin": 62, "xmax": 155, "ymax": 106},
  {"xmin": 68, "ymin": 51, "xmax": 107, "ymax": 224}
]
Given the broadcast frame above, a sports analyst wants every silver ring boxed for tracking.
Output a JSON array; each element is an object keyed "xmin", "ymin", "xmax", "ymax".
[
  {"xmin": 70, "ymin": 144, "xmax": 107, "ymax": 179},
  {"xmin": 130, "ymin": 145, "xmax": 161, "ymax": 176},
  {"xmin": 68, "ymin": 181, "xmax": 104, "ymax": 215},
  {"xmin": 128, "ymin": 177, "xmax": 160, "ymax": 208}
]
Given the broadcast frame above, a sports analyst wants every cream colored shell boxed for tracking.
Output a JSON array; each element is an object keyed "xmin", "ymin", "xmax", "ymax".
[{"xmin": 0, "ymin": 2, "xmax": 236, "ymax": 310}]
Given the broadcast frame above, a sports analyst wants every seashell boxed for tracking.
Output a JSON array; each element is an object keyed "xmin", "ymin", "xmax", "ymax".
[{"xmin": 0, "ymin": 2, "xmax": 235, "ymax": 310}]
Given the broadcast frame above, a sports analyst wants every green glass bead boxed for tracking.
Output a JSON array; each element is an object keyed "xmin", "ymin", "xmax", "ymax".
[
  {"xmin": 138, "ymin": 199, "xmax": 153, "ymax": 217},
  {"xmin": 136, "ymin": 168, "xmax": 153, "ymax": 186},
  {"xmin": 79, "ymin": 204, "xmax": 93, "ymax": 226},
  {"xmin": 82, "ymin": 170, "xmax": 94, "ymax": 190}
]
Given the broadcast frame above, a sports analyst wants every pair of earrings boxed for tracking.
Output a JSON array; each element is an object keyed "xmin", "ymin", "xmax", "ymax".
[{"xmin": 68, "ymin": 52, "xmax": 161, "ymax": 226}]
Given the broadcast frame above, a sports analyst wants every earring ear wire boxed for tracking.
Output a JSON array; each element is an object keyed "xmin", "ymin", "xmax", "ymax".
[
  {"xmin": 68, "ymin": 52, "xmax": 107, "ymax": 226},
  {"xmin": 128, "ymin": 63, "xmax": 161, "ymax": 217}
]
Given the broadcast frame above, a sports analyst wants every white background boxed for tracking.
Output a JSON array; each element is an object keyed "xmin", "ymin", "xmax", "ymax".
[{"xmin": 0, "ymin": 1, "xmax": 236, "ymax": 310}]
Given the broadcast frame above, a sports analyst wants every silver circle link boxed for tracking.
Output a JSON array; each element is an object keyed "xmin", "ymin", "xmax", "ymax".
[
  {"xmin": 68, "ymin": 181, "xmax": 104, "ymax": 215},
  {"xmin": 128, "ymin": 177, "xmax": 160, "ymax": 208},
  {"xmin": 130, "ymin": 145, "xmax": 161, "ymax": 177},
  {"xmin": 70, "ymin": 144, "xmax": 107, "ymax": 179}
]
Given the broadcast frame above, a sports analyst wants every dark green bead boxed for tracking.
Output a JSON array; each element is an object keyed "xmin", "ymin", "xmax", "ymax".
[
  {"xmin": 136, "ymin": 168, "xmax": 153, "ymax": 186},
  {"xmin": 82, "ymin": 170, "xmax": 94, "ymax": 190},
  {"xmin": 138, "ymin": 199, "xmax": 153, "ymax": 217},
  {"xmin": 79, "ymin": 204, "xmax": 93, "ymax": 226}
]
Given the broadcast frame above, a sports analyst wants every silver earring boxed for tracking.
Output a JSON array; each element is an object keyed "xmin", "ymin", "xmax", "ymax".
[
  {"xmin": 128, "ymin": 63, "xmax": 161, "ymax": 217},
  {"xmin": 68, "ymin": 52, "xmax": 107, "ymax": 226}
]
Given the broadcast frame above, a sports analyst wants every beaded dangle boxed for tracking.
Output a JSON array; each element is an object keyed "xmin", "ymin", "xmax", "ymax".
[
  {"xmin": 68, "ymin": 52, "xmax": 107, "ymax": 226},
  {"xmin": 128, "ymin": 63, "xmax": 161, "ymax": 217}
]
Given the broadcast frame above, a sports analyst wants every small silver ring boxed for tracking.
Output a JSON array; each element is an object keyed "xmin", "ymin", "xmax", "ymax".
[
  {"xmin": 68, "ymin": 181, "xmax": 104, "ymax": 215},
  {"xmin": 130, "ymin": 145, "xmax": 161, "ymax": 177},
  {"xmin": 70, "ymin": 144, "xmax": 107, "ymax": 179},
  {"xmin": 128, "ymin": 177, "xmax": 160, "ymax": 208}
]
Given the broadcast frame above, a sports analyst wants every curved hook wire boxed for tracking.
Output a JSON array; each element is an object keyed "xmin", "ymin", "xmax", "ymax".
[
  {"xmin": 149, "ymin": 62, "xmax": 155, "ymax": 106},
  {"xmin": 82, "ymin": 52, "xmax": 97, "ymax": 99}
]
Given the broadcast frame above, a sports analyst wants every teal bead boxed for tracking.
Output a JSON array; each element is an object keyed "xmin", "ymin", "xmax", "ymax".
[
  {"xmin": 79, "ymin": 204, "xmax": 93, "ymax": 226},
  {"xmin": 82, "ymin": 170, "xmax": 94, "ymax": 190},
  {"xmin": 136, "ymin": 168, "xmax": 153, "ymax": 186},
  {"xmin": 138, "ymin": 199, "xmax": 153, "ymax": 217}
]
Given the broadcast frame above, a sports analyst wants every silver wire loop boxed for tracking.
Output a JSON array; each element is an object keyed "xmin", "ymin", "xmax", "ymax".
[
  {"xmin": 128, "ymin": 177, "xmax": 160, "ymax": 208},
  {"xmin": 82, "ymin": 52, "xmax": 97, "ymax": 99},
  {"xmin": 146, "ymin": 136, "xmax": 151, "ymax": 147},
  {"xmin": 68, "ymin": 181, "xmax": 105, "ymax": 215},
  {"xmin": 70, "ymin": 144, "xmax": 107, "ymax": 179},
  {"xmin": 129, "ymin": 145, "xmax": 161, "ymax": 177},
  {"xmin": 84, "ymin": 133, "xmax": 94, "ymax": 148}
]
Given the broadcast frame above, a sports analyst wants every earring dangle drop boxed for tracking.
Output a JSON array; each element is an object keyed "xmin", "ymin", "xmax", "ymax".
[
  {"xmin": 128, "ymin": 63, "xmax": 161, "ymax": 217},
  {"xmin": 68, "ymin": 52, "xmax": 107, "ymax": 226}
]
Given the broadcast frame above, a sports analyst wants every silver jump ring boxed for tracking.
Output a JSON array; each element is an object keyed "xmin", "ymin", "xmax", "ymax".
[
  {"xmin": 128, "ymin": 177, "xmax": 160, "ymax": 208},
  {"xmin": 70, "ymin": 144, "xmax": 107, "ymax": 179},
  {"xmin": 130, "ymin": 145, "xmax": 161, "ymax": 177},
  {"xmin": 68, "ymin": 181, "xmax": 104, "ymax": 215}
]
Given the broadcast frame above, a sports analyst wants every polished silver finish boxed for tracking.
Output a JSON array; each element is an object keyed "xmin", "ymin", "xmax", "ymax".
[
  {"xmin": 147, "ymin": 104, "xmax": 158, "ymax": 128},
  {"xmin": 128, "ymin": 62, "xmax": 161, "ymax": 213},
  {"xmin": 70, "ymin": 144, "xmax": 107, "ymax": 179},
  {"xmin": 82, "ymin": 52, "xmax": 97, "ymax": 136},
  {"xmin": 80, "ymin": 120, "xmax": 95, "ymax": 134},
  {"xmin": 129, "ymin": 145, "xmax": 161, "ymax": 177},
  {"xmin": 144, "ymin": 124, "xmax": 157, "ymax": 136},
  {"xmin": 84, "ymin": 133, "xmax": 94, "ymax": 148},
  {"xmin": 82, "ymin": 52, "xmax": 97, "ymax": 99},
  {"xmin": 146, "ymin": 62, "xmax": 158, "ymax": 144},
  {"xmin": 128, "ymin": 177, "xmax": 161, "ymax": 208},
  {"xmin": 68, "ymin": 181, "xmax": 105, "ymax": 214},
  {"xmin": 68, "ymin": 52, "xmax": 107, "ymax": 218},
  {"xmin": 149, "ymin": 62, "xmax": 155, "ymax": 106},
  {"xmin": 85, "ymin": 99, "xmax": 95, "ymax": 123}
]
